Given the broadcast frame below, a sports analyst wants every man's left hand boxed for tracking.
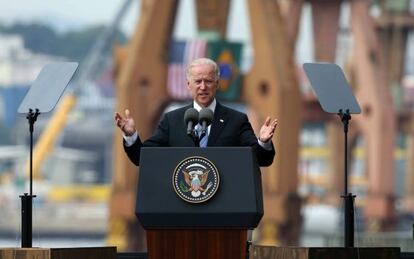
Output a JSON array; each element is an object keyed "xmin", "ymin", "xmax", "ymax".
[{"xmin": 259, "ymin": 117, "xmax": 278, "ymax": 143}]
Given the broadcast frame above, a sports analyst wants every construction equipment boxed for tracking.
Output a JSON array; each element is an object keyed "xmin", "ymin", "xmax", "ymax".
[
  {"xmin": 110, "ymin": 0, "xmax": 178, "ymax": 250},
  {"xmin": 110, "ymin": 0, "xmax": 301, "ymax": 250},
  {"xmin": 25, "ymin": 0, "xmax": 133, "ymax": 179},
  {"xmin": 285, "ymin": 0, "xmax": 398, "ymax": 230},
  {"xmin": 27, "ymin": 0, "xmax": 410, "ymax": 251}
]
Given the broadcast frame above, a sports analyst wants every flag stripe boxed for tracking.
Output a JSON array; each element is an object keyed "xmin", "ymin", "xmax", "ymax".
[{"xmin": 168, "ymin": 39, "xmax": 207, "ymax": 100}]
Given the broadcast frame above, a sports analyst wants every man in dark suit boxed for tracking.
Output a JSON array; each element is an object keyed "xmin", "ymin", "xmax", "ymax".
[{"xmin": 115, "ymin": 58, "xmax": 278, "ymax": 167}]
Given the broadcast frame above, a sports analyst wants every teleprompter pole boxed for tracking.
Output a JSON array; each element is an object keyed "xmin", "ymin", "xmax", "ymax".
[
  {"xmin": 20, "ymin": 108, "xmax": 39, "ymax": 248},
  {"xmin": 338, "ymin": 109, "xmax": 356, "ymax": 248}
]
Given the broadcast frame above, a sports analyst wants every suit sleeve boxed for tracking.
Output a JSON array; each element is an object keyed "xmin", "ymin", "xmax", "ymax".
[
  {"xmin": 123, "ymin": 114, "xmax": 170, "ymax": 166},
  {"xmin": 239, "ymin": 114, "xmax": 275, "ymax": 167}
]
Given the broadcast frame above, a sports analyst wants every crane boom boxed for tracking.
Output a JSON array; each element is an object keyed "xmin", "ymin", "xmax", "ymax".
[{"xmin": 24, "ymin": 0, "xmax": 133, "ymax": 178}]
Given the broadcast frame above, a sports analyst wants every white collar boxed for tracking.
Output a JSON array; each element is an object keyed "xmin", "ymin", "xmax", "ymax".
[{"xmin": 193, "ymin": 99, "xmax": 216, "ymax": 113}]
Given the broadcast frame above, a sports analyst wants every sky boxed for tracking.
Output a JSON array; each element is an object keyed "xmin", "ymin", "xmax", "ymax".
[
  {"xmin": 0, "ymin": 0, "xmax": 140, "ymax": 34},
  {"xmin": 0, "ymin": 0, "xmax": 248, "ymax": 40},
  {"xmin": 0, "ymin": 0, "xmax": 313, "ymax": 63},
  {"xmin": 0, "ymin": 0, "xmax": 236, "ymax": 38}
]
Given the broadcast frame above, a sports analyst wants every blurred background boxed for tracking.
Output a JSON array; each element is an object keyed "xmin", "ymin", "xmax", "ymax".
[{"xmin": 0, "ymin": 0, "xmax": 414, "ymax": 253}]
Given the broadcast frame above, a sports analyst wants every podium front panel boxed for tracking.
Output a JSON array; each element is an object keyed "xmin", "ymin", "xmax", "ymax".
[{"xmin": 135, "ymin": 147, "xmax": 263, "ymax": 229}]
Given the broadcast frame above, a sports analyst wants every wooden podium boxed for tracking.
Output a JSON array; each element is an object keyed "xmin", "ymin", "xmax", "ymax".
[
  {"xmin": 0, "ymin": 247, "xmax": 116, "ymax": 259},
  {"xmin": 136, "ymin": 147, "xmax": 264, "ymax": 259},
  {"xmin": 147, "ymin": 229, "xmax": 247, "ymax": 259}
]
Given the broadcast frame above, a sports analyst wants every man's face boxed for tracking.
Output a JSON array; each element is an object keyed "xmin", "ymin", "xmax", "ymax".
[{"xmin": 187, "ymin": 63, "xmax": 219, "ymax": 107}]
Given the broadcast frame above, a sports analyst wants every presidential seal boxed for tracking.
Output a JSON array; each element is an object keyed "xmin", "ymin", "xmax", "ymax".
[{"xmin": 172, "ymin": 156, "xmax": 220, "ymax": 203}]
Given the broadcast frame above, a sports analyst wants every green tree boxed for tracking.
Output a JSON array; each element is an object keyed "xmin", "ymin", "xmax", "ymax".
[{"xmin": 0, "ymin": 22, "xmax": 127, "ymax": 61}]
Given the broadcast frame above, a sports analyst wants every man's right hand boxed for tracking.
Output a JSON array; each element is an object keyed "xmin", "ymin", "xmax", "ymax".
[{"xmin": 114, "ymin": 109, "xmax": 136, "ymax": 136}]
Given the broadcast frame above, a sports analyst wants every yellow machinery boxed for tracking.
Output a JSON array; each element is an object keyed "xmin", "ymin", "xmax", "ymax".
[
  {"xmin": 24, "ymin": 0, "xmax": 133, "ymax": 180},
  {"xmin": 28, "ymin": 0, "xmax": 412, "ymax": 251}
]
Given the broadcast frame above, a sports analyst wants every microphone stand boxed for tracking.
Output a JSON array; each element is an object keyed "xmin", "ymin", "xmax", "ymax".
[{"xmin": 187, "ymin": 128, "xmax": 199, "ymax": 147}]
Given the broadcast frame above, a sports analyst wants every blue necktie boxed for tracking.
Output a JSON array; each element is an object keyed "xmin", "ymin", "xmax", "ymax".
[{"xmin": 196, "ymin": 124, "xmax": 208, "ymax": 147}]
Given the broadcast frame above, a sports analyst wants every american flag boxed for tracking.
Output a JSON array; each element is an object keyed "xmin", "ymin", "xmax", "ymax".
[{"xmin": 167, "ymin": 39, "xmax": 207, "ymax": 100}]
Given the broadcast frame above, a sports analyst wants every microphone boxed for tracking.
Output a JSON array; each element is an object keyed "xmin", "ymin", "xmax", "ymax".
[
  {"xmin": 199, "ymin": 108, "xmax": 214, "ymax": 135},
  {"xmin": 184, "ymin": 108, "xmax": 199, "ymax": 135}
]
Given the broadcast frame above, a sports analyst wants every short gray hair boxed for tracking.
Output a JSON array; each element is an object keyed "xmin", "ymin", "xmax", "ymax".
[{"xmin": 186, "ymin": 58, "xmax": 220, "ymax": 82}]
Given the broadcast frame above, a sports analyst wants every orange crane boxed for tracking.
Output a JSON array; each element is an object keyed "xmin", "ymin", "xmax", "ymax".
[
  {"xmin": 109, "ymin": 0, "xmax": 301, "ymax": 250},
  {"xmin": 281, "ymin": 0, "xmax": 398, "ymax": 231}
]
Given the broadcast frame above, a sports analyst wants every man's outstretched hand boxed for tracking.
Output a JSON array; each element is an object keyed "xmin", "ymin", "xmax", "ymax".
[
  {"xmin": 258, "ymin": 116, "xmax": 278, "ymax": 143},
  {"xmin": 114, "ymin": 109, "xmax": 136, "ymax": 136}
]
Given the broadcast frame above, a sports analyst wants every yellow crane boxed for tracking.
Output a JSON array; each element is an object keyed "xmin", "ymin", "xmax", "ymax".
[{"xmin": 24, "ymin": 0, "xmax": 133, "ymax": 179}]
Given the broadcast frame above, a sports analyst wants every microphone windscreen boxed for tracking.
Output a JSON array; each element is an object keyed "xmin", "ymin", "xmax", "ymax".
[
  {"xmin": 184, "ymin": 108, "xmax": 199, "ymax": 124},
  {"xmin": 199, "ymin": 108, "xmax": 214, "ymax": 126}
]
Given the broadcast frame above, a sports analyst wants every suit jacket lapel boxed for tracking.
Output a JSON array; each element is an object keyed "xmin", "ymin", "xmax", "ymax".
[{"xmin": 208, "ymin": 102, "xmax": 228, "ymax": 146}]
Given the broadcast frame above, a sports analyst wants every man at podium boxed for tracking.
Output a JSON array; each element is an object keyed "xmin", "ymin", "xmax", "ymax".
[{"xmin": 114, "ymin": 58, "xmax": 278, "ymax": 167}]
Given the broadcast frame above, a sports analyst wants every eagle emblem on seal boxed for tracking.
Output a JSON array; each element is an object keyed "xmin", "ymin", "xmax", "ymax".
[
  {"xmin": 183, "ymin": 169, "xmax": 212, "ymax": 198},
  {"xmin": 173, "ymin": 156, "xmax": 219, "ymax": 203}
]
